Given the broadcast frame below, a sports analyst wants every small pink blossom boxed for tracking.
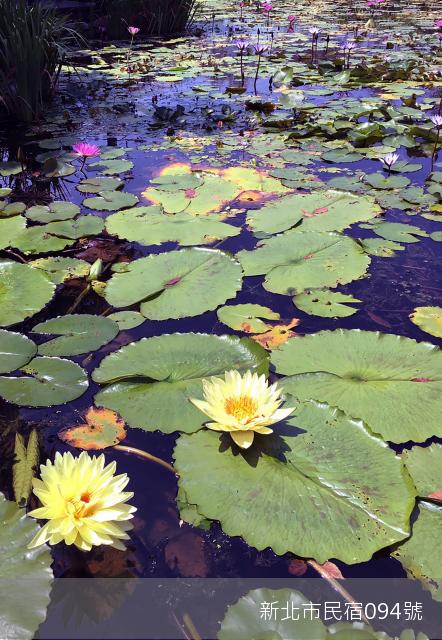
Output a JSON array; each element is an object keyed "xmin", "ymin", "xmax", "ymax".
[
  {"xmin": 261, "ymin": 2, "xmax": 273, "ymax": 12},
  {"xmin": 72, "ymin": 143, "xmax": 100, "ymax": 158},
  {"xmin": 288, "ymin": 15, "xmax": 296, "ymax": 22},
  {"xmin": 128, "ymin": 26, "xmax": 140, "ymax": 36},
  {"xmin": 435, "ymin": 19, "xmax": 442, "ymax": 28}
]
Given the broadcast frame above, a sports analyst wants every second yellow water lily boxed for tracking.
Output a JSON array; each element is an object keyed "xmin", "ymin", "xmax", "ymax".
[{"xmin": 190, "ymin": 370, "xmax": 295, "ymax": 449}]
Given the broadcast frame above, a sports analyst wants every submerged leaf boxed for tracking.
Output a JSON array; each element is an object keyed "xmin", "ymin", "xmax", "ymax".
[{"xmin": 13, "ymin": 430, "xmax": 39, "ymax": 506}]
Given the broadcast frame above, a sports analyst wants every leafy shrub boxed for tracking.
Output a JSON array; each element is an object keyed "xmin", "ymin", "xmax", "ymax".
[{"xmin": 0, "ymin": 0, "xmax": 80, "ymax": 122}]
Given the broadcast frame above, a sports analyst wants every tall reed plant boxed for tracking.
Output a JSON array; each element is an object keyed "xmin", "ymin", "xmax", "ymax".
[
  {"xmin": 97, "ymin": 0, "xmax": 198, "ymax": 38},
  {"xmin": 0, "ymin": 0, "xmax": 80, "ymax": 122}
]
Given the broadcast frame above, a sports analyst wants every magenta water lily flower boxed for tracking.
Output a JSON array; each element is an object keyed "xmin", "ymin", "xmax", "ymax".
[
  {"xmin": 435, "ymin": 20, "xmax": 442, "ymax": 28},
  {"xmin": 128, "ymin": 26, "xmax": 140, "ymax": 36},
  {"xmin": 72, "ymin": 143, "xmax": 100, "ymax": 158}
]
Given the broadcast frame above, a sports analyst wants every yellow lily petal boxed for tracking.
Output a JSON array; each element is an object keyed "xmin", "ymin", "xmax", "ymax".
[{"xmin": 230, "ymin": 430, "xmax": 255, "ymax": 449}]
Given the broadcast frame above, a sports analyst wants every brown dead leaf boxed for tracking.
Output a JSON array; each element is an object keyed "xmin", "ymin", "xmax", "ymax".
[
  {"xmin": 165, "ymin": 532, "xmax": 208, "ymax": 577},
  {"xmin": 251, "ymin": 318, "xmax": 300, "ymax": 349},
  {"xmin": 58, "ymin": 407, "xmax": 126, "ymax": 450},
  {"xmin": 288, "ymin": 558, "xmax": 308, "ymax": 576}
]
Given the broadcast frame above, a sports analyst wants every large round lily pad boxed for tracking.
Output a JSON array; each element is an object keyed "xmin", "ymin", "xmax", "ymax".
[
  {"xmin": 238, "ymin": 232, "xmax": 370, "ymax": 295},
  {"xmin": 106, "ymin": 206, "xmax": 240, "ymax": 247},
  {"xmin": 93, "ymin": 333, "xmax": 268, "ymax": 433},
  {"xmin": 104, "ymin": 248, "xmax": 243, "ymax": 321},
  {"xmin": 174, "ymin": 401, "xmax": 415, "ymax": 563},
  {"xmin": 0, "ymin": 494, "xmax": 53, "ymax": 640},
  {"xmin": 218, "ymin": 588, "xmax": 325, "ymax": 640},
  {"xmin": 247, "ymin": 191, "xmax": 380, "ymax": 236},
  {"xmin": 33, "ymin": 314, "xmax": 119, "ymax": 357},
  {"xmin": 218, "ymin": 588, "xmax": 388, "ymax": 640},
  {"xmin": 0, "ymin": 357, "xmax": 89, "ymax": 406},
  {"xmin": 272, "ymin": 330, "xmax": 442, "ymax": 443},
  {"xmin": 0, "ymin": 330, "xmax": 37, "ymax": 374},
  {"xmin": 0, "ymin": 261, "xmax": 55, "ymax": 327},
  {"xmin": 393, "ymin": 445, "xmax": 442, "ymax": 601},
  {"xmin": 393, "ymin": 501, "xmax": 442, "ymax": 602}
]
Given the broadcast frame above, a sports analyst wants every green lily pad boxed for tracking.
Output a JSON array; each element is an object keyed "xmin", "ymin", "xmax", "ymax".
[
  {"xmin": 44, "ymin": 216, "xmax": 104, "ymax": 240},
  {"xmin": 393, "ymin": 502, "xmax": 442, "ymax": 602},
  {"xmin": 0, "ymin": 493, "xmax": 53, "ymax": 640},
  {"xmin": 77, "ymin": 176, "xmax": 124, "ymax": 193},
  {"xmin": 410, "ymin": 307, "xmax": 442, "ymax": 338},
  {"xmin": 327, "ymin": 176, "xmax": 368, "ymax": 193},
  {"xmin": 238, "ymin": 231, "xmax": 370, "ymax": 295},
  {"xmin": 150, "ymin": 173, "xmax": 204, "ymax": 192},
  {"xmin": 29, "ymin": 257, "xmax": 91, "ymax": 284},
  {"xmin": 106, "ymin": 206, "xmax": 240, "ymax": 247},
  {"xmin": 359, "ymin": 238, "xmax": 405, "ymax": 257},
  {"xmin": 105, "ymin": 248, "xmax": 243, "ymax": 321},
  {"xmin": 247, "ymin": 191, "xmax": 380, "ymax": 236},
  {"xmin": 272, "ymin": 330, "xmax": 442, "ymax": 443},
  {"xmin": 322, "ymin": 149, "xmax": 363, "ymax": 163},
  {"xmin": 0, "ymin": 202, "xmax": 26, "ymax": 217},
  {"xmin": 0, "ymin": 216, "xmax": 26, "ymax": 249},
  {"xmin": 90, "ymin": 159, "xmax": 134, "ymax": 174},
  {"xmin": 218, "ymin": 588, "xmax": 326, "ymax": 640},
  {"xmin": 393, "ymin": 445, "xmax": 442, "ymax": 601},
  {"xmin": 10, "ymin": 226, "xmax": 75, "ymax": 255},
  {"xmin": 175, "ymin": 401, "xmax": 415, "ymax": 563},
  {"xmin": 107, "ymin": 311, "xmax": 145, "ymax": 330},
  {"xmin": 364, "ymin": 173, "xmax": 411, "ymax": 190},
  {"xmin": 218, "ymin": 587, "xmax": 390, "ymax": 640},
  {"xmin": 293, "ymin": 290, "xmax": 361, "ymax": 317},
  {"xmin": 42, "ymin": 159, "xmax": 76, "ymax": 178},
  {"xmin": 0, "ymin": 261, "xmax": 55, "ymax": 327},
  {"xmin": 217, "ymin": 304, "xmax": 280, "ymax": 333},
  {"xmin": 33, "ymin": 314, "xmax": 119, "ymax": 357},
  {"xmin": 0, "ymin": 356, "xmax": 88, "ymax": 406},
  {"xmin": 402, "ymin": 444, "xmax": 442, "ymax": 499},
  {"xmin": 25, "ymin": 201, "xmax": 80, "ymax": 223},
  {"xmin": 0, "ymin": 330, "xmax": 37, "ymax": 374},
  {"xmin": 83, "ymin": 191, "xmax": 139, "ymax": 211},
  {"xmin": 0, "ymin": 161, "xmax": 22, "ymax": 176},
  {"xmin": 93, "ymin": 333, "xmax": 268, "ymax": 433},
  {"xmin": 371, "ymin": 222, "xmax": 428, "ymax": 243}
]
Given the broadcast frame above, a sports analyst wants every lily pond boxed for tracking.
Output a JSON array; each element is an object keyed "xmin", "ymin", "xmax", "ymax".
[{"xmin": 1, "ymin": 0, "xmax": 442, "ymax": 638}]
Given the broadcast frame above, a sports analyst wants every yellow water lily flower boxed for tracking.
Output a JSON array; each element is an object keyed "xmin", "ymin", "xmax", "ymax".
[
  {"xmin": 28, "ymin": 451, "xmax": 136, "ymax": 551},
  {"xmin": 190, "ymin": 370, "xmax": 295, "ymax": 449}
]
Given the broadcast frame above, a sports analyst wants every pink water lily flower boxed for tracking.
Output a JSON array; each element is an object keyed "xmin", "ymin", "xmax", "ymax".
[
  {"xmin": 72, "ymin": 143, "xmax": 100, "ymax": 158},
  {"xmin": 128, "ymin": 26, "xmax": 140, "ymax": 36},
  {"xmin": 435, "ymin": 20, "xmax": 442, "ymax": 28},
  {"xmin": 431, "ymin": 114, "xmax": 442, "ymax": 128}
]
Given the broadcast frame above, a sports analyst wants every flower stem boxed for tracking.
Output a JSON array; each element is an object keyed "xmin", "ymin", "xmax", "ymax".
[
  {"xmin": 307, "ymin": 559, "xmax": 369, "ymax": 624},
  {"xmin": 432, "ymin": 127, "xmax": 440, "ymax": 171},
  {"xmin": 114, "ymin": 444, "xmax": 177, "ymax": 475}
]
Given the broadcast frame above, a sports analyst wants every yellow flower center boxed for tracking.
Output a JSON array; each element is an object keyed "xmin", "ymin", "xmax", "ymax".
[
  {"xmin": 65, "ymin": 492, "xmax": 96, "ymax": 519},
  {"xmin": 225, "ymin": 395, "xmax": 257, "ymax": 422}
]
